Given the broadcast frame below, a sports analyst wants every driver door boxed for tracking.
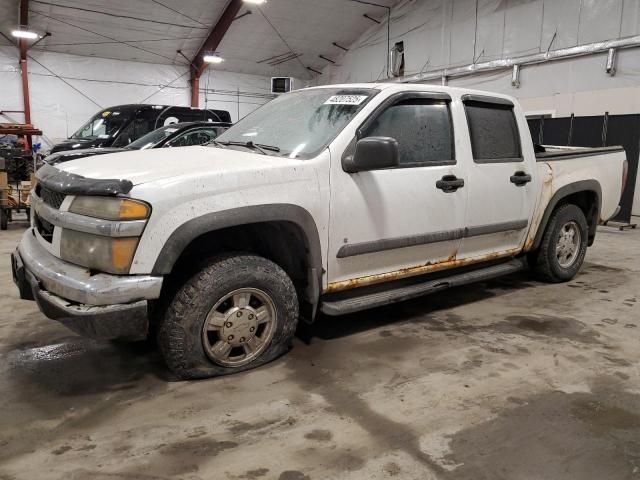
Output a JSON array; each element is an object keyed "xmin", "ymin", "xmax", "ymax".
[{"xmin": 327, "ymin": 92, "xmax": 467, "ymax": 292}]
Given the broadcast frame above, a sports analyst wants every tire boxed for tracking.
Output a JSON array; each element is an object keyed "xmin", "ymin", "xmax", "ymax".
[
  {"xmin": 157, "ymin": 253, "xmax": 299, "ymax": 379},
  {"xmin": 533, "ymin": 204, "xmax": 588, "ymax": 283}
]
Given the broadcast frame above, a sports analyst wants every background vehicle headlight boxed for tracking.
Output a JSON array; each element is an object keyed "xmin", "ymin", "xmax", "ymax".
[
  {"xmin": 60, "ymin": 230, "xmax": 139, "ymax": 275},
  {"xmin": 69, "ymin": 196, "xmax": 150, "ymax": 220}
]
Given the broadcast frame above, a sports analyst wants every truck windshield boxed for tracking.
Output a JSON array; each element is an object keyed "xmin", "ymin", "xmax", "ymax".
[
  {"xmin": 71, "ymin": 110, "xmax": 130, "ymax": 140},
  {"xmin": 214, "ymin": 88, "xmax": 377, "ymax": 159}
]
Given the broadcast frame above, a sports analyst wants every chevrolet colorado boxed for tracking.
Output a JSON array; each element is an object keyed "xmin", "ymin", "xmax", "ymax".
[{"xmin": 12, "ymin": 84, "xmax": 628, "ymax": 379}]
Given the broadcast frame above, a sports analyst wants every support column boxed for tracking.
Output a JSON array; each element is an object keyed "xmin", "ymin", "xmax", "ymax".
[
  {"xmin": 190, "ymin": 70, "xmax": 200, "ymax": 108},
  {"xmin": 20, "ymin": 53, "xmax": 31, "ymax": 124},
  {"xmin": 19, "ymin": 0, "xmax": 31, "ymax": 125}
]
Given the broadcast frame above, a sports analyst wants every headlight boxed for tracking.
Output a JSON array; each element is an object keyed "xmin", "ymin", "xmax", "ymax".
[
  {"xmin": 62, "ymin": 196, "xmax": 150, "ymax": 274},
  {"xmin": 61, "ymin": 229, "xmax": 139, "ymax": 275},
  {"xmin": 69, "ymin": 196, "xmax": 150, "ymax": 220}
]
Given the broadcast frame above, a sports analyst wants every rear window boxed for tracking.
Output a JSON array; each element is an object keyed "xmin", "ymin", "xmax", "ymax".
[{"xmin": 464, "ymin": 101, "xmax": 522, "ymax": 162}]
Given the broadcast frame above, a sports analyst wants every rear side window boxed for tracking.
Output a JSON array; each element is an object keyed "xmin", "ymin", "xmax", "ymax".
[
  {"xmin": 363, "ymin": 99, "xmax": 454, "ymax": 166},
  {"xmin": 464, "ymin": 101, "xmax": 522, "ymax": 162}
]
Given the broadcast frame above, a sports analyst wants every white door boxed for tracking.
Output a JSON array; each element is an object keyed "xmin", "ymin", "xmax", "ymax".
[
  {"xmin": 326, "ymin": 92, "xmax": 467, "ymax": 292},
  {"xmin": 457, "ymin": 96, "xmax": 538, "ymax": 260}
]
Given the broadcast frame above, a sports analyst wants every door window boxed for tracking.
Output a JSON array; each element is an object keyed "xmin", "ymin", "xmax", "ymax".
[
  {"xmin": 464, "ymin": 100, "xmax": 522, "ymax": 162},
  {"xmin": 167, "ymin": 128, "xmax": 218, "ymax": 147},
  {"xmin": 363, "ymin": 98, "xmax": 454, "ymax": 166}
]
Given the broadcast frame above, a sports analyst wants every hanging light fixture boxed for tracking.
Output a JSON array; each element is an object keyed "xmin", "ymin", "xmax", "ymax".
[
  {"xmin": 203, "ymin": 52, "xmax": 224, "ymax": 64},
  {"xmin": 11, "ymin": 27, "xmax": 41, "ymax": 40}
]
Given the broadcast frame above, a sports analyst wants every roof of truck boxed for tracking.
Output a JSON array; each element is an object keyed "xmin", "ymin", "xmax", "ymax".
[{"xmin": 303, "ymin": 82, "xmax": 517, "ymax": 104}]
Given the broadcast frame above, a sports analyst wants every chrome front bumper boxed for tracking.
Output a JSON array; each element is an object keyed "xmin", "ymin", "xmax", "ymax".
[
  {"xmin": 16, "ymin": 229, "xmax": 162, "ymax": 305},
  {"xmin": 12, "ymin": 229, "xmax": 164, "ymax": 340}
]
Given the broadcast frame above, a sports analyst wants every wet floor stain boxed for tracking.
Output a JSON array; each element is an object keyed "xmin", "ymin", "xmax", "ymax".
[
  {"xmin": 51, "ymin": 445, "xmax": 72, "ymax": 455},
  {"xmin": 5, "ymin": 337, "xmax": 166, "ymax": 398},
  {"xmin": 418, "ymin": 313, "xmax": 601, "ymax": 345},
  {"xmin": 239, "ymin": 468, "xmax": 270, "ymax": 479},
  {"xmin": 158, "ymin": 438, "xmax": 238, "ymax": 458},
  {"xmin": 442, "ymin": 387, "xmax": 640, "ymax": 480},
  {"xmin": 304, "ymin": 429, "xmax": 333, "ymax": 441},
  {"xmin": 278, "ymin": 471, "xmax": 311, "ymax": 480},
  {"xmin": 383, "ymin": 461, "xmax": 402, "ymax": 476}
]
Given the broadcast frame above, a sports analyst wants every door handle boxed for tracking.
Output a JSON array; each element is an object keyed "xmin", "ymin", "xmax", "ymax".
[
  {"xmin": 436, "ymin": 175, "xmax": 464, "ymax": 193},
  {"xmin": 510, "ymin": 171, "xmax": 532, "ymax": 186}
]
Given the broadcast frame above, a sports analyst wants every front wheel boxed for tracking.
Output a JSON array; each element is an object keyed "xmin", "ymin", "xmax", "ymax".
[
  {"xmin": 157, "ymin": 254, "xmax": 299, "ymax": 379},
  {"xmin": 532, "ymin": 204, "xmax": 588, "ymax": 283}
]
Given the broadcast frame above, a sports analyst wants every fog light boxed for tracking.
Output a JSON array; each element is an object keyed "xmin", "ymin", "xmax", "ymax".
[{"xmin": 61, "ymin": 230, "xmax": 139, "ymax": 274}]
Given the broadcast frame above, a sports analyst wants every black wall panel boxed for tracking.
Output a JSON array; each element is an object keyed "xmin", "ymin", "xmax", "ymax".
[{"xmin": 527, "ymin": 114, "xmax": 639, "ymax": 223}]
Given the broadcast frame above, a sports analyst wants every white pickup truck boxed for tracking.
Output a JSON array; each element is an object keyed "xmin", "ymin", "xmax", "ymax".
[{"xmin": 12, "ymin": 84, "xmax": 628, "ymax": 379}]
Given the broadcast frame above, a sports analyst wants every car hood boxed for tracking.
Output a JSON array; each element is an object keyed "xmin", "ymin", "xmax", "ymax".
[
  {"xmin": 45, "ymin": 147, "xmax": 125, "ymax": 165},
  {"xmin": 50, "ymin": 137, "xmax": 112, "ymax": 153},
  {"xmin": 55, "ymin": 146, "xmax": 302, "ymax": 186}
]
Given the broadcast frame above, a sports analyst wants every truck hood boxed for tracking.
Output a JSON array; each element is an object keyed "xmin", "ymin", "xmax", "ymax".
[{"xmin": 55, "ymin": 146, "xmax": 300, "ymax": 185}]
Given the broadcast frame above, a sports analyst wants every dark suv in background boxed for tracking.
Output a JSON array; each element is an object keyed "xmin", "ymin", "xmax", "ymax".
[
  {"xmin": 49, "ymin": 104, "xmax": 231, "ymax": 153},
  {"xmin": 44, "ymin": 122, "xmax": 231, "ymax": 165}
]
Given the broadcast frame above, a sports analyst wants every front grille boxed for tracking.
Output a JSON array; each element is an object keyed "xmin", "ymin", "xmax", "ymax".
[
  {"xmin": 37, "ymin": 185, "xmax": 66, "ymax": 209},
  {"xmin": 34, "ymin": 212, "xmax": 54, "ymax": 243}
]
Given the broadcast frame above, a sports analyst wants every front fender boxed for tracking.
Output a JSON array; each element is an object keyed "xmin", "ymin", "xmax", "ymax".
[{"xmin": 150, "ymin": 203, "xmax": 323, "ymax": 278}]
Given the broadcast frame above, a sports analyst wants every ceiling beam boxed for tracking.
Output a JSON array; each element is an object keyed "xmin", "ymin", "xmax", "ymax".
[
  {"xmin": 189, "ymin": 0, "xmax": 243, "ymax": 107},
  {"xmin": 191, "ymin": 0, "xmax": 243, "ymax": 78}
]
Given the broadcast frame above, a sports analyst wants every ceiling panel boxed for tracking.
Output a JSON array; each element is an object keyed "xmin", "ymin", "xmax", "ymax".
[{"xmin": 0, "ymin": 0, "xmax": 400, "ymax": 78}]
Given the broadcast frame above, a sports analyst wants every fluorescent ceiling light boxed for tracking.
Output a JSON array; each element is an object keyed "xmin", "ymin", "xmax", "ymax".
[
  {"xmin": 243, "ymin": 0, "xmax": 267, "ymax": 4},
  {"xmin": 11, "ymin": 29, "xmax": 40, "ymax": 40},
  {"xmin": 203, "ymin": 53, "xmax": 224, "ymax": 64}
]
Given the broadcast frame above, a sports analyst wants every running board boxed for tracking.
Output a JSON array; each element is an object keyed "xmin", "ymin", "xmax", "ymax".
[{"xmin": 320, "ymin": 258, "xmax": 527, "ymax": 316}]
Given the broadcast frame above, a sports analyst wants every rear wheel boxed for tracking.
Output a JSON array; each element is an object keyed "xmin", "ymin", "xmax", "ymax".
[
  {"xmin": 157, "ymin": 253, "xmax": 299, "ymax": 379},
  {"xmin": 532, "ymin": 204, "xmax": 588, "ymax": 283}
]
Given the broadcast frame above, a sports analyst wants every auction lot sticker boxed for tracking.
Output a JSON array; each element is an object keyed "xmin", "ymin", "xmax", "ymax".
[{"xmin": 324, "ymin": 95, "xmax": 369, "ymax": 105}]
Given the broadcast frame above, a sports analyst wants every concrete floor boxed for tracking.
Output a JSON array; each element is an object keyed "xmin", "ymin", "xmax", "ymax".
[{"xmin": 1, "ymin": 215, "xmax": 639, "ymax": 480}]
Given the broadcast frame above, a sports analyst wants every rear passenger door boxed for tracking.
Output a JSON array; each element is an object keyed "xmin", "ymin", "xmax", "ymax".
[{"xmin": 457, "ymin": 95, "xmax": 538, "ymax": 260}]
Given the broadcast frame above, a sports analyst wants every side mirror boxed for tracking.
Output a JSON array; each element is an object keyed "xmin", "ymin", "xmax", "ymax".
[{"xmin": 342, "ymin": 136, "xmax": 399, "ymax": 173}]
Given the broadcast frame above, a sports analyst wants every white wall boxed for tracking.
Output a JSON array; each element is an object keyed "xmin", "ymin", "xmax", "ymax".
[
  {"xmin": 319, "ymin": 0, "xmax": 640, "ymax": 114},
  {"xmin": 318, "ymin": 0, "xmax": 640, "ymax": 216},
  {"xmin": 0, "ymin": 46, "xmax": 288, "ymax": 146}
]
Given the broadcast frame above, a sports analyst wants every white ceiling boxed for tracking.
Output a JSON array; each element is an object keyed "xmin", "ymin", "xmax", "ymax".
[{"xmin": 0, "ymin": 0, "xmax": 398, "ymax": 79}]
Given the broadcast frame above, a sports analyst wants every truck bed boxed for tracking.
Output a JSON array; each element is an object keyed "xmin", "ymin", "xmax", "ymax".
[{"xmin": 535, "ymin": 145, "xmax": 624, "ymax": 161}]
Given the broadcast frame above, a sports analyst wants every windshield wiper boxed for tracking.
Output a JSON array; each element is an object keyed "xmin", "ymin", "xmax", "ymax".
[{"xmin": 217, "ymin": 141, "xmax": 280, "ymax": 155}]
